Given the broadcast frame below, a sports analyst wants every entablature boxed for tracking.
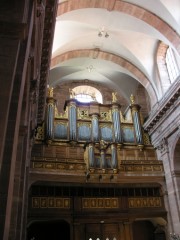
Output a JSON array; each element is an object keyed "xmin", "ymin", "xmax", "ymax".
[{"xmin": 144, "ymin": 78, "xmax": 180, "ymax": 134}]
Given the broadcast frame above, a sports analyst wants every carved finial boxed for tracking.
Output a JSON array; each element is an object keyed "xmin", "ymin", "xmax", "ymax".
[
  {"xmin": 48, "ymin": 86, "xmax": 53, "ymax": 97},
  {"xmin": 130, "ymin": 94, "xmax": 135, "ymax": 104},
  {"xmin": 112, "ymin": 92, "xmax": 117, "ymax": 103},
  {"xmin": 69, "ymin": 88, "xmax": 75, "ymax": 99}
]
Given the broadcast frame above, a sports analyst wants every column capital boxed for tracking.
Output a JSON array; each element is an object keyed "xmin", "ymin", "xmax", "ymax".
[{"xmin": 155, "ymin": 138, "xmax": 169, "ymax": 155}]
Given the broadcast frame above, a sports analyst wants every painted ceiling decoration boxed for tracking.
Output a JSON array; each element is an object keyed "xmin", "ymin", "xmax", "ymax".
[{"xmin": 49, "ymin": 0, "xmax": 180, "ymax": 107}]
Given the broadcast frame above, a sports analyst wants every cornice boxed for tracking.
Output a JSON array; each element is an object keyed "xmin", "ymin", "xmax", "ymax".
[
  {"xmin": 37, "ymin": 0, "xmax": 58, "ymax": 124},
  {"xmin": 144, "ymin": 78, "xmax": 180, "ymax": 134}
]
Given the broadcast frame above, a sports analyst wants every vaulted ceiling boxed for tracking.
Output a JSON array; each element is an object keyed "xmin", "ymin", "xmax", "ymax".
[{"xmin": 49, "ymin": 0, "xmax": 180, "ymax": 106}]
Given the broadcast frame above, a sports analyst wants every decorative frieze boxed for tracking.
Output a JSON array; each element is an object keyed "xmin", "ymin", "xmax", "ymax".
[
  {"xmin": 32, "ymin": 160, "xmax": 86, "ymax": 171},
  {"xmin": 32, "ymin": 197, "xmax": 70, "ymax": 208},
  {"xmin": 120, "ymin": 160, "xmax": 163, "ymax": 172},
  {"xmin": 31, "ymin": 158, "xmax": 163, "ymax": 174},
  {"xmin": 82, "ymin": 198, "xmax": 119, "ymax": 209},
  {"xmin": 128, "ymin": 197, "xmax": 162, "ymax": 208},
  {"xmin": 31, "ymin": 196, "xmax": 162, "ymax": 209}
]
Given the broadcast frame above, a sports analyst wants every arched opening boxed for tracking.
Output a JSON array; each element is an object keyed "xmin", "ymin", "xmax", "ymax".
[
  {"xmin": 132, "ymin": 220, "xmax": 167, "ymax": 240},
  {"xmin": 132, "ymin": 220, "xmax": 155, "ymax": 240},
  {"xmin": 173, "ymin": 138, "xmax": 180, "ymax": 171},
  {"xmin": 27, "ymin": 220, "xmax": 70, "ymax": 240},
  {"xmin": 156, "ymin": 43, "xmax": 180, "ymax": 97},
  {"xmin": 173, "ymin": 137, "xmax": 180, "ymax": 205},
  {"xmin": 72, "ymin": 85, "xmax": 103, "ymax": 103},
  {"xmin": 166, "ymin": 47, "xmax": 180, "ymax": 84}
]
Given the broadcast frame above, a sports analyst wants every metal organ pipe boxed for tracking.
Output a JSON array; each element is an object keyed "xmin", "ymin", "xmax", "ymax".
[
  {"xmin": 112, "ymin": 104, "xmax": 122, "ymax": 143},
  {"xmin": 69, "ymin": 101, "xmax": 77, "ymax": 141}
]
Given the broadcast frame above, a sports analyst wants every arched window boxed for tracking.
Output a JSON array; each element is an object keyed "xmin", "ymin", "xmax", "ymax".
[
  {"xmin": 72, "ymin": 85, "xmax": 103, "ymax": 103},
  {"xmin": 166, "ymin": 47, "xmax": 180, "ymax": 83},
  {"xmin": 75, "ymin": 93, "xmax": 95, "ymax": 103}
]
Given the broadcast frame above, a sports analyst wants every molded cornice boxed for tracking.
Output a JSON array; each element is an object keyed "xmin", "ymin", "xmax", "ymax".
[{"xmin": 144, "ymin": 78, "xmax": 180, "ymax": 134}]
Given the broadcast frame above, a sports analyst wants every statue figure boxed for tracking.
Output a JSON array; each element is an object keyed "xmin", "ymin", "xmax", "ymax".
[
  {"xmin": 48, "ymin": 87, "xmax": 53, "ymax": 97},
  {"xmin": 130, "ymin": 94, "xmax": 135, "ymax": 104},
  {"xmin": 112, "ymin": 92, "xmax": 117, "ymax": 103},
  {"xmin": 69, "ymin": 88, "xmax": 75, "ymax": 98}
]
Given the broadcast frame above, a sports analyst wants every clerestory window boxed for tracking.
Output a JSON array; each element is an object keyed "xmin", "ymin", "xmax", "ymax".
[{"xmin": 166, "ymin": 47, "xmax": 180, "ymax": 83}]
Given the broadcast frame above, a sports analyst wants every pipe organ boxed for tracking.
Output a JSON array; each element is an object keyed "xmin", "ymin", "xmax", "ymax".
[
  {"xmin": 33, "ymin": 89, "xmax": 164, "ymax": 177},
  {"xmin": 45, "ymin": 91, "xmax": 145, "ymax": 146}
]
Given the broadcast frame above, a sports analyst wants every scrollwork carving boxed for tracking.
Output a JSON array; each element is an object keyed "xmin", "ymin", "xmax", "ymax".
[{"xmin": 156, "ymin": 138, "xmax": 169, "ymax": 155}]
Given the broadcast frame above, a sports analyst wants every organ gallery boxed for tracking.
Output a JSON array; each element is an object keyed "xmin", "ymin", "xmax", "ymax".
[{"xmin": 28, "ymin": 89, "xmax": 166, "ymax": 239}]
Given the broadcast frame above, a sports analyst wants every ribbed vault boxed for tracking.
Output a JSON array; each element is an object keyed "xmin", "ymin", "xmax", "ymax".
[{"xmin": 50, "ymin": 0, "xmax": 180, "ymax": 109}]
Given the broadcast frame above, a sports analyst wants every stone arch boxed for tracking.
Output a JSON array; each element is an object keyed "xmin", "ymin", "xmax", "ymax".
[
  {"xmin": 168, "ymin": 134, "xmax": 180, "ymax": 229},
  {"xmin": 132, "ymin": 220, "xmax": 155, "ymax": 240},
  {"xmin": 168, "ymin": 131, "xmax": 180, "ymax": 171},
  {"xmin": 72, "ymin": 85, "xmax": 103, "ymax": 103},
  {"xmin": 156, "ymin": 41, "xmax": 170, "ymax": 95},
  {"xmin": 52, "ymin": 80, "xmax": 130, "ymax": 114},
  {"xmin": 51, "ymin": 49, "xmax": 158, "ymax": 106},
  {"xmin": 57, "ymin": 0, "xmax": 180, "ymax": 54},
  {"xmin": 171, "ymin": 135, "xmax": 180, "ymax": 171},
  {"xmin": 173, "ymin": 137, "xmax": 180, "ymax": 213}
]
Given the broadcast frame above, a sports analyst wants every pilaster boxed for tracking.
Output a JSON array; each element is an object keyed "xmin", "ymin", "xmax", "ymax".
[
  {"xmin": 0, "ymin": 1, "xmax": 34, "ymax": 239},
  {"xmin": 156, "ymin": 138, "xmax": 180, "ymax": 235}
]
